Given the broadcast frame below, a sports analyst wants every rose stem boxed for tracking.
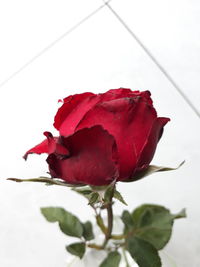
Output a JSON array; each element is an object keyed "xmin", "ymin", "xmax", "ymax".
[{"xmin": 102, "ymin": 186, "xmax": 115, "ymax": 248}]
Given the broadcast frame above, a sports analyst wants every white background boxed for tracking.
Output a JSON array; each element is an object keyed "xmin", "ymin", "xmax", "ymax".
[{"xmin": 0, "ymin": 0, "xmax": 200, "ymax": 266}]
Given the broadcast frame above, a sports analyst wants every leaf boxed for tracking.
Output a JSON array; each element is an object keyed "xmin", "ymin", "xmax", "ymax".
[
  {"xmin": 99, "ymin": 251, "xmax": 121, "ymax": 267},
  {"xmin": 88, "ymin": 192, "xmax": 100, "ymax": 205},
  {"xmin": 121, "ymin": 210, "xmax": 134, "ymax": 233},
  {"xmin": 124, "ymin": 161, "xmax": 185, "ymax": 182},
  {"xmin": 114, "ymin": 190, "xmax": 127, "ymax": 205},
  {"xmin": 66, "ymin": 242, "xmax": 86, "ymax": 259},
  {"xmin": 41, "ymin": 207, "xmax": 83, "ymax": 238},
  {"xmin": 132, "ymin": 204, "xmax": 162, "ymax": 228},
  {"xmin": 131, "ymin": 204, "xmax": 186, "ymax": 250},
  {"xmin": 127, "ymin": 236, "xmax": 161, "ymax": 267},
  {"xmin": 82, "ymin": 221, "xmax": 94, "ymax": 241}
]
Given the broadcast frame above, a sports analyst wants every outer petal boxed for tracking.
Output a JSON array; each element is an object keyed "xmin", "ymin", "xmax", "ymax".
[
  {"xmin": 106, "ymin": 88, "xmax": 138, "ymax": 97},
  {"xmin": 23, "ymin": 132, "xmax": 68, "ymax": 160},
  {"xmin": 47, "ymin": 125, "xmax": 119, "ymax": 186},
  {"xmin": 75, "ymin": 97, "xmax": 157, "ymax": 180},
  {"xmin": 23, "ymin": 139, "xmax": 49, "ymax": 160},
  {"xmin": 106, "ymin": 88, "xmax": 153, "ymax": 105},
  {"xmin": 54, "ymin": 92, "xmax": 96, "ymax": 135},
  {"xmin": 135, "ymin": 117, "xmax": 170, "ymax": 174}
]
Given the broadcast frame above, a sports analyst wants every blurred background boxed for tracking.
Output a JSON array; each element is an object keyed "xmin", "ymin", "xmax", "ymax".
[{"xmin": 0, "ymin": 0, "xmax": 199, "ymax": 266}]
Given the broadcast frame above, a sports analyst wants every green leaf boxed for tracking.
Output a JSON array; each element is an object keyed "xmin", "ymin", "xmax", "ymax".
[
  {"xmin": 132, "ymin": 204, "xmax": 162, "ymax": 228},
  {"xmin": 114, "ymin": 190, "xmax": 127, "ymax": 205},
  {"xmin": 41, "ymin": 207, "xmax": 83, "ymax": 238},
  {"xmin": 88, "ymin": 192, "xmax": 100, "ymax": 205},
  {"xmin": 121, "ymin": 210, "xmax": 134, "ymax": 233},
  {"xmin": 131, "ymin": 204, "xmax": 186, "ymax": 250},
  {"xmin": 82, "ymin": 221, "xmax": 94, "ymax": 241},
  {"xmin": 127, "ymin": 236, "xmax": 161, "ymax": 267},
  {"xmin": 66, "ymin": 242, "xmax": 86, "ymax": 259},
  {"xmin": 124, "ymin": 161, "xmax": 185, "ymax": 182},
  {"xmin": 99, "ymin": 251, "xmax": 121, "ymax": 267}
]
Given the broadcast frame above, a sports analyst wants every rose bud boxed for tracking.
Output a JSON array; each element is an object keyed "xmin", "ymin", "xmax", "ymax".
[{"xmin": 24, "ymin": 88, "xmax": 170, "ymax": 186}]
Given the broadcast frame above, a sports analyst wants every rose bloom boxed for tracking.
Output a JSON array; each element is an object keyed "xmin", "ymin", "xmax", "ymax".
[{"xmin": 24, "ymin": 88, "xmax": 170, "ymax": 186}]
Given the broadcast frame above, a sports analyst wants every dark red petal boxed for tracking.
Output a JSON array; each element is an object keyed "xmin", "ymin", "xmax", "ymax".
[
  {"xmin": 135, "ymin": 117, "xmax": 170, "ymax": 173},
  {"xmin": 47, "ymin": 125, "xmax": 119, "ymax": 186},
  {"xmin": 75, "ymin": 97, "xmax": 157, "ymax": 180}
]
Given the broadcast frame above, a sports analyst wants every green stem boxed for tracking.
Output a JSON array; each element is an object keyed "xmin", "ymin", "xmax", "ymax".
[
  {"xmin": 88, "ymin": 183, "xmax": 120, "ymax": 251},
  {"xmin": 87, "ymin": 243, "xmax": 103, "ymax": 250},
  {"xmin": 111, "ymin": 234, "xmax": 125, "ymax": 240},
  {"xmin": 102, "ymin": 187, "xmax": 115, "ymax": 248}
]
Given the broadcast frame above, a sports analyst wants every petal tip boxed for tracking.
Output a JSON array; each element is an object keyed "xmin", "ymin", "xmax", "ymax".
[
  {"xmin": 43, "ymin": 131, "xmax": 53, "ymax": 139},
  {"xmin": 159, "ymin": 117, "xmax": 171, "ymax": 125},
  {"xmin": 23, "ymin": 152, "xmax": 31, "ymax": 160}
]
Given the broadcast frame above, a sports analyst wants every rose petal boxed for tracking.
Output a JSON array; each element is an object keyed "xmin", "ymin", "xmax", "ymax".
[
  {"xmin": 23, "ymin": 139, "xmax": 49, "ymax": 160},
  {"xmin": 106, "ymin": 88, "xmax": 137, "ymax": 97},
  {"xmin": 54, "ymin": 92, "xmax": 98, "ymax": 136},
  {"xmin": 106, "ymin": 88, "xmax": 152, "ymax": 105},
  {"xmin": 47, "ymin": 125, "xmax": 119, "ymax": 186},
  {"xmin": 135, "ymin": 117, "xmax": 170, "ymax": 173},
  {"xmin": 75, "ymin": 97, "xmax": 157, "ymax": 180},
  {"xmin": 24, "ymin": 132, "xmax": 68, "ymax": 160},
  {"xmin": 53, "ymin": 89, "xmax": 152, "ymax": 137}
]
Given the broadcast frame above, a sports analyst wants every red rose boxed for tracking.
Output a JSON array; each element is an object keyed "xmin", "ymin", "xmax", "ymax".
[{"xmin": 24, "ymin": 88, "xmax": 170, "ymax": 186}]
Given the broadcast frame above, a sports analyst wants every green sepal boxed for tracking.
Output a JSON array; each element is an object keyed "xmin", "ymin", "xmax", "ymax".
[
  {"xmin": 124, "ymin": 161, "xmax": 185, "ymax": 182},
  {"xmin": 41, "ymin": 207, "xmax": 83, "ymax": 238},
  {"xmin": 127, "ymin": 236, "xmax": 161, "ymax": 267},
  {"xmin": 91, "ymin": 185, "xmax": 108, "ymax": 191},
  {"xmin": 82, "ymin": 221, "xmax": 94, "ymax": 241},
  {"xmin": 71, "ymin": 186, "xmax": 93, "ymax": 199},
  {"xmin": 88, "ymin": 192, "xmax": 100, "ymax": 205},
  {"xmin": 99, "ymin": 251, "xmax": 121, "ymax": 267},
  {"xmin": 66, "ymin": 242, "xmax": 86, "ymax": 259},
  {"xmin": 113, "ymin": 190, "xmax": 127, "ymax": 206},
  {"xmin": 7, "ymin": 177, "xmax": 84, "ymax": 187},
  {"xmin": 104, "ymin": 185, "xmax": 114, "ymax": 203}
]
